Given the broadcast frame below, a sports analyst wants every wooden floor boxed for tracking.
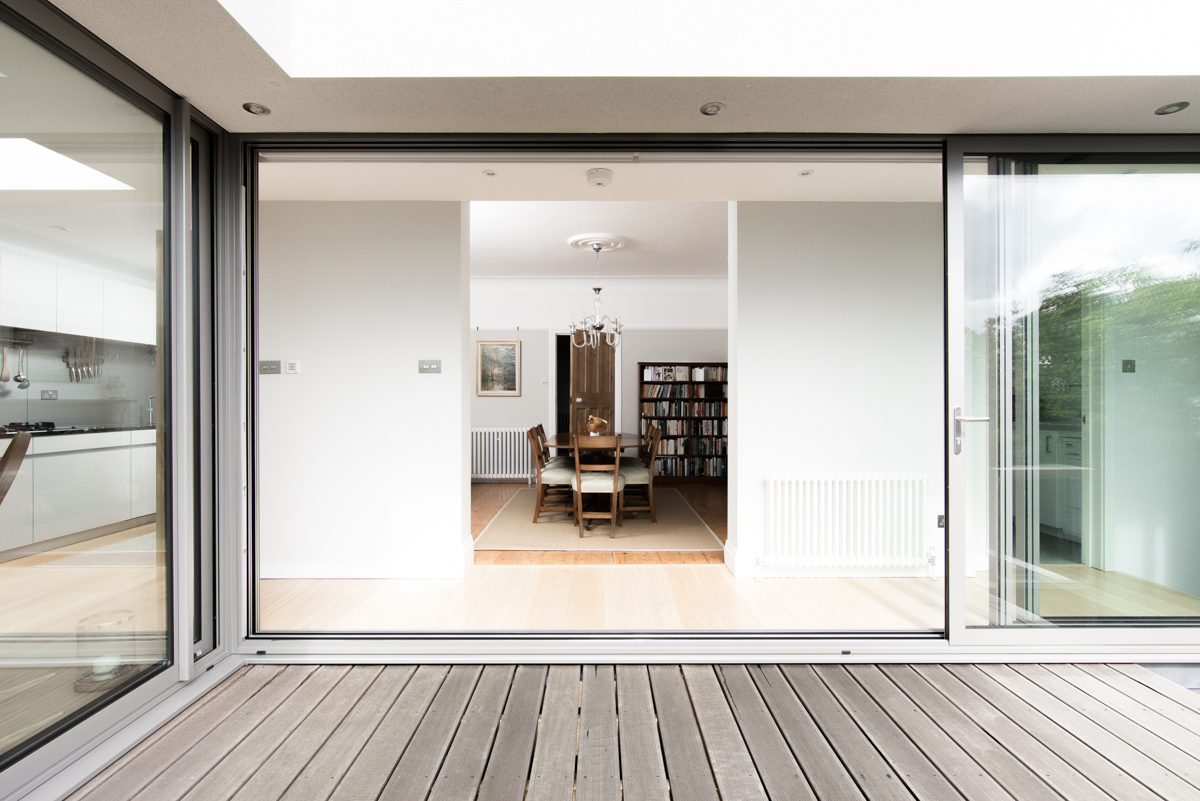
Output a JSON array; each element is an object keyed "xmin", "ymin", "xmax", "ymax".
[{"xmin": 68, "ymin": 661, "xmax": 1200, "ymax": 801}]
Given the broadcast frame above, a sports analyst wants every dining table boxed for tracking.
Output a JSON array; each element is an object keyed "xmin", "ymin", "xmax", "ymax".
[{"xmin": 545, "ymin": 432, "xmax": 642, "ymax": 451}]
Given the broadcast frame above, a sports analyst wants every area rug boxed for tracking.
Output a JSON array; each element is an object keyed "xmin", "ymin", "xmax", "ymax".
[{"xmin": 474, "ymin": 488, "xmax": 724, "ymax": 551}]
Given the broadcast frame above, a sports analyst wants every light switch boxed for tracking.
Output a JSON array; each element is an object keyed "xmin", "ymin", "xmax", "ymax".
[
  {"xmin": 285, "ymin": 360, "xmax": 301, "ymax": 374},
  {"xmin": 419, "ymin": 359, "xmax": 441, "ymax": 374}
]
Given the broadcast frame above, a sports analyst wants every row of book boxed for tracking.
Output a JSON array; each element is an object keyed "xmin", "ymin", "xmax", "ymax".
[
  {"xmin": 653, "ymin": 437, "xmax": 727, "ymax": 456},
  {"xmin": 653, "ymin": 456, "xmax": 727, "ymax": 478},
  {"xmin": 642, "ymin": 419, "xmax": 729, "ymax": 436},
  {"xmin": 640, "ymin": 401, "xmax": 729, "ymax": 418},
  {"xmin": 641, "ymin": 384, "xmax": 690, "ymax": 399},
  {"xmin": 642, "ymin": 365, "xmax": 728, "ymax": 382},
  {"xmin": 640, "ymin": 383, "xmax": 727, "ymax": 399}
]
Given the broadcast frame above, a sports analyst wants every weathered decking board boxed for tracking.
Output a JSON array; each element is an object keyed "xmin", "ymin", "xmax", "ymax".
[{"xmin": 69, "ymin": 662, "xmax": 1200, "ymax": 801}]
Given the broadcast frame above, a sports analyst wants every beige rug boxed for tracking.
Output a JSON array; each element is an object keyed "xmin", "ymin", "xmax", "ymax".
[{"xmin": 474, "ymin": 488, "xmax": 724, "ymax": 551}]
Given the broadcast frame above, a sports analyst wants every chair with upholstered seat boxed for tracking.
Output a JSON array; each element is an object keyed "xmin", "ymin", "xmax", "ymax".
[
  {"xmin": 570, "ymin": 433, "xmax": 624, "ymax": 538},
  {"xmin": 620, "ymin": 426, "xmax": 661, "ymax": 523},
  {"xmin": 527, "ymin": 427, "xmax": 575, "ymax": 523},
  {"xmin": 536, "ymin": 423, "xmax": 573, "ymax": 470}
]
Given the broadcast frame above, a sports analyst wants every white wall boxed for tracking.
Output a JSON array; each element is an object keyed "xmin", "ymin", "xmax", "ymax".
[
  {"xmin": 470, "ymin": 328, "xmax": 549, "ymax": 430},
  {"xmin": 258, "ymin": 201, "xmax": 468, "ymax": 579},
  {"xmin": 620, "ymin": 329, "xmax": 728, "ymax": 432},
  {"xmin": 470, "ymin": 276, "xmax": 727, "ymax": 330},
  {"xmin": 732, "ymin": 201, "xmax": 945, "ymax": 577}
]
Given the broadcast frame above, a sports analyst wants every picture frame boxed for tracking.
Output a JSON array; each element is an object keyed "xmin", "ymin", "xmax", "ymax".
[{"xmin": 476, "ymin": 340, "xmax": 521, "ymax": 396}]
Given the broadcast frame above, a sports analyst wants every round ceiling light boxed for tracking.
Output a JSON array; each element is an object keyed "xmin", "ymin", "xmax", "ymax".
[
  {"xmin": 1155, "ymin": 101, "xmax": 1190, "ymax": 116},
  {"xmin": 568, "ymin": 233, "xmax": 625, "ymax": 251},
  {"xmin": 482, "ymin": 170, "xmax": 497, "ymax": 177},
  {"xmin": 798, "ymin": 170, "xmax": 815, "ymax": 177},
  {"xmin": 700, "ymin": 102, "xmax": 725, "ymax": 116},
  {"xmin": 242, "ymin": 102, "xmax": 272, "ymax": 115}
]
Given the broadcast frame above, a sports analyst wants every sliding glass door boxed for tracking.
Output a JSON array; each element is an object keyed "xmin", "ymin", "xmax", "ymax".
[{"xmin": 953, "ymin": 147, "xmax": 1200, "ymax": 631}]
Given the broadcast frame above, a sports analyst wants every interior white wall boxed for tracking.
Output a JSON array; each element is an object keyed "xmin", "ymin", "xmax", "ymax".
[
  {"xmin": 470, "ymin": 276, "xmax": 727, "ymax": 330},
  {"xmin": 733, "ymin": 201, "xmax": 945, "ymax": 577},
  {"xmin": 619, "ymin": 329, "xmax": 729, "ymax": 432},
  {"xmin": 257, "ymin": 201, "xmax": 468, "ymax": 579},
  {"xmin": 469, "ymin": 328, "xmax": 550, "ymax": 430}
]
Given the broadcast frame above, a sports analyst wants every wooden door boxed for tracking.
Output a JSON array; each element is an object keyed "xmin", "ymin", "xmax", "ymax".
[{"xmin": 569, "ymin": 341, "xmax": 615, "ymax": 433}]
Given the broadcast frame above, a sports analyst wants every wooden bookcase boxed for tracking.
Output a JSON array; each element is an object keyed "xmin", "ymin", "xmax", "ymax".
[{"xmin": 637, "ymin": 361, "xmax": 728, "ymax": 485}]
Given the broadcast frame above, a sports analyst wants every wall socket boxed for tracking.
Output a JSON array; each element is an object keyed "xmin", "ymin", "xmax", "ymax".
[
  {"xmin": 40, "ymin": 390, "xmax": 58, "ymax": 400},
  {"xmin": 258, "ymin": 360, "xmax": 281, "ymax": 375},
  {"xmin": 418, "ymin": 360, "xmax": 441, "ymax": 374}
]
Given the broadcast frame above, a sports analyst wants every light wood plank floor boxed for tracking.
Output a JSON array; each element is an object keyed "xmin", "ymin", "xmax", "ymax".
[{"xmin": 68, "ymin": 661, "xmax": 1200, "ymax": 801}]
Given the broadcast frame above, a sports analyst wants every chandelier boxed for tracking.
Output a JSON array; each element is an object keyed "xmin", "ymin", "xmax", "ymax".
[{"xmin": 568, "ymin": 238, "xmax": 622, "ymax": 349}]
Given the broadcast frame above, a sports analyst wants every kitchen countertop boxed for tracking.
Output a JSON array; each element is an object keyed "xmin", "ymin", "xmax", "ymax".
[{"xmin": 0, "ymin": 425, "xmax": 156, "ymax": 440}]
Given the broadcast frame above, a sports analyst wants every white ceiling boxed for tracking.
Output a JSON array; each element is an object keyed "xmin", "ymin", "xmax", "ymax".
[
  {"xmin": 45, "ymin": 0, "xmax": 1200, "ymax": 135},
  {"xmin": 469, "ymin": 202, "xmax": 727, "ymax": 277},
  {"xmin": 257, "ymin": 159, "xmax": 944, "ymax": 202}
]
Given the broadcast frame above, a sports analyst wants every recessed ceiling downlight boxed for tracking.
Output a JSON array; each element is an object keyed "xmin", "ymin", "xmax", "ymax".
[
  {"xmin": 700, "ymin": 102, "xmax": 725, "ymax": 116},
  {"xmin": 243, "ymin": 102, "xmax": 272, "ymax": 115},
  {"xmin": 1155, "ymin": 101, "xmax": 1190, "ymax": 115},
  {"xmin": 798, "ymin": 170, "xmax": 815, "ymax": 177},
  {"xmin": 568, "ymin": 233, "xmax": 625, "ymax": 251},
  {"xmin": 482, "ymin": 170, "xmax": 497, "ymax": 177}
]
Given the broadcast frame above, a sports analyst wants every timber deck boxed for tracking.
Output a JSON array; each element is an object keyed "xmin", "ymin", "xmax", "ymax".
[{"xmin": 68, "ymin": 662, "xmax": 1200, "ymax": 801}]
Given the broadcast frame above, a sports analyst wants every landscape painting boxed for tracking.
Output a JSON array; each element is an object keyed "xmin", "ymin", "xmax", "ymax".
[{"xmin": 477, "ymin": 340, "xmax": 521, "ymax": 396}]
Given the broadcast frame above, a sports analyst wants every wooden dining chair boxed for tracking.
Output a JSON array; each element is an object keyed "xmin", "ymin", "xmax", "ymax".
[
  {"xmin": 536, "ymin": 423, "xmax": 572, "ymax": 469},
  {"xmin": 570, "ymin": 433, "xmax": 625, "ymax": 538},
  {"xmin": 621, "ymin": 426, "xmax": 661, "ymax": 523},
  {"xmin": 527, "ymin": 427, "xmax": 575, "ymax": 523}
]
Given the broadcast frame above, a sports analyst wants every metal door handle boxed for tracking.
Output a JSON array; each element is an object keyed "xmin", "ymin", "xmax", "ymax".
[{"xmin": 953, "ymin": 407, "xmax": 990, "ymax": 455}]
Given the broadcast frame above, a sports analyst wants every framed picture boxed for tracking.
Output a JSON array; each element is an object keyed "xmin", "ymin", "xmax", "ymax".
[{"xmin": 476, "ymin": 340, "xmax": 521, "ymax": 396}]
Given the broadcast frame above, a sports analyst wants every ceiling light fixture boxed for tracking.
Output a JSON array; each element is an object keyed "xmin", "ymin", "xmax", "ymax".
[
  {"xmin": 798, "ymin": 169, "xmax": 815, "ymax": 177},
  {"xmin": 0, "ymin": 139, "xmax": 133, "ymax": 191},
  {"xmin": 568, "ymin": 236, "xmax": 623, "ymax": 349},
  {"xmin": 1155, "ymin": 101, "xmax": 1190, "ymax": 115},
  {"xmin": 482, "ymin": 169, "xmax": 497, "ymax": 177},
  {"xmin": 700, "ymin": 102, "xmax": 725, "ymax": 116},
  {"xmin": 242, "ymin": 102, "xmax": 272, "ymax": 115}
]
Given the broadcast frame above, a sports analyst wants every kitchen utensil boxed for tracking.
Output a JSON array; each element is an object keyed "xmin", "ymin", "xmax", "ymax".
[
  {"xmin": 0, "ymin": 347, "xmax": 8, "ymax": 382},
  {"xmin": 15, "ymin": 349, "xmax": 29, "ymax": 389},
  {"xmin": 63, "ymin": 350, "xmax": 73, "ymax": 382}
]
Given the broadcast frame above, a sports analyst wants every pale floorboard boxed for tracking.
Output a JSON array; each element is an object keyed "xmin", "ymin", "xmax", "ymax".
[{"xmin": 67, "ymin": 663, "xmax": 1200, "ymax": 801}]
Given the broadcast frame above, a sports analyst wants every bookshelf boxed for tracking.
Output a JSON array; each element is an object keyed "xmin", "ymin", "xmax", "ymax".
[{"xmin": 638, "ymin": 361, "xmax": 728, "ymax": 485}]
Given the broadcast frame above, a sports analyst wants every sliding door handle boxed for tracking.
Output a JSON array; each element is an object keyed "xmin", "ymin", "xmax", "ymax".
[{"xmin": 953, "ymin": 407, "xmax": 990, "ymax": 455}]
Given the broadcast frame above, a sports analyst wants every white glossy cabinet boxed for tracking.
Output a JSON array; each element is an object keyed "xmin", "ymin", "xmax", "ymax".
[
  {"xmin": 0, "ymin": 430, "xmax": 157, "ymax": 553},
  {"xmin": 57, "ymin": 265, "xmax": 105, "ymax": 337},
  {"xmin": 0, "ymin": 445, "xmax": 34, "ymax": 551},
  {"xmin": 1040, "ymin": 430, "xmax": 1083, "ymax": 542},
  {"xmin": 130, "ymin": 429, "xmax": 157, "ymax": 517},
  {"xmin": 103, "ymin": 279, "xmax": 155, "ymax": 345},
  {"xmin": 0, "ymin": 252, "xmax": 57, "ymax": 331},
  {"xmin": 0, "ymin": 250, "xmax": 154, "ymax": 344}
]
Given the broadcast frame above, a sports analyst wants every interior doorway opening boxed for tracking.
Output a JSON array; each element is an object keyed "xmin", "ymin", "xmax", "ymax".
[{"xmin": 250, "ymin": 150, "xmax": 946, "ymax": 634}]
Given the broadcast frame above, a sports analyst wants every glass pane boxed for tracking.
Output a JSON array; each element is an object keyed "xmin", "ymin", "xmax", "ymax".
[
  {"xmin": 0, "ymin": 20, "xmax": 167, "ymax": 764},
  {"xmin": 963, "ymin": 156, "xmax": 1200, "ymax": 626}
]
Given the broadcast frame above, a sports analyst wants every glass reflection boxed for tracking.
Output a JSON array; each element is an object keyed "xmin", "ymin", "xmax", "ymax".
[{"xmin": 964, "ymin": 159, "xmax": 1200, "ymax": 626}]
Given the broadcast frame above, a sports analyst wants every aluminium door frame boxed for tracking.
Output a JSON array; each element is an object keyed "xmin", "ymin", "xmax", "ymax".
[
  {"xmin": 946, "ymin": 134, "xmax": 1200, "ymax": 649},
  {"xmin": 236, "ymin": 132, "xmax": 1200, "ymax": 660}
]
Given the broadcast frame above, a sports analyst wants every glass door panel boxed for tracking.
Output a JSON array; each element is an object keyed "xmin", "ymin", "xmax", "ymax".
[{"xmin": 962, "ymin": 155, "xmax": 1200, "ymax": 627}]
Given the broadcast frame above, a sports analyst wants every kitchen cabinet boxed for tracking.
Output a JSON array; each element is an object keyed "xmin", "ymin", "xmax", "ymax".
[
  {"xmin": 130, "ymin": 429, "xmax": 157, "ymax": 517},
  {"xmin": 32, "ymin": 432, "xmax": 131, "ymax": 541},
  {"xmin": 0, "ymin": 450, "xmax": 34, "ymax": 551},
  {"xmin": 0, "ymin": 252, "xmax": 57, "ymax": 332},
  {"xmin": 0, "ymin": 250, "xmax": 154, "ymax": 344},
  {"xmin": 1040, "ymin": 429, "xmax": 1083, "ymax": 542},
  {"xmin": 103, "ymin": 278, "xmax": 155, "ymax": 345},
  {"xmin": 57, "ymin": 265, "xmax": 105, "ymax": 337}
]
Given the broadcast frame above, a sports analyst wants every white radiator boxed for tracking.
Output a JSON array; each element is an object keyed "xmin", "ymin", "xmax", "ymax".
[
  {"xmin": 762, "ymin": 473, "xmax": 928, "ymax": 577},
  {"xmin": 471, "ymin": 428, "xmax": 533, "ymax": 482}
]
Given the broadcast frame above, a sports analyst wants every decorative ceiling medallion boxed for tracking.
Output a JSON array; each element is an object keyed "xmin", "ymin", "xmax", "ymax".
[{"xmin": 567, "ymin": 233, "xmax": 625, "ymax": 251}]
